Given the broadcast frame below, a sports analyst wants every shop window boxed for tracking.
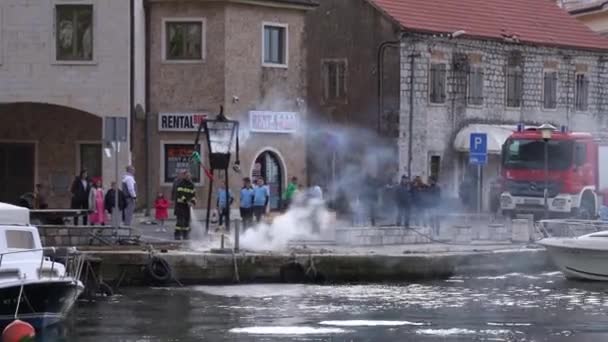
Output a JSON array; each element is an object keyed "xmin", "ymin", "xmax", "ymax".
[
  {"xmin": 263, "ymin": 23, "xmax": 287, "ymax": 66},
  {"xmin": 322, "ymin": 59, "xmax": 347, "ymax": 103},
  {"xmin": 575, "ymin": 73, "xmax": 589, "ymax": 111},
  {"xmin": 543, "ymin": 70, "xmax": 558, "ymax": 109},
  {"xmin": 55, "ymin": 4, "xmax": 93, "ymax": 61},
  {"xmin": 429, "ymin": 63, "xmax": 446, "ymax": 104},
  {"xmin": 163, "ymin": 144, "xmax": 201, "ymax": 184},
  {"xmin": 80, "ymin": 143, "xmax": 101, "ymax": 179},
  {"xmin": 430, "ymin": 155, "xmax": 441, "ymax": 181},
  {"xmin": 164, "ymin": 19, "xmax": 204, "ymax": 61}
]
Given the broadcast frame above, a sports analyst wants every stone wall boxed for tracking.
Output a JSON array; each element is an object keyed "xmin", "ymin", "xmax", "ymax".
[{"xmin": 399, "ymin": 34, "xmax": 608, "ymax": 197}]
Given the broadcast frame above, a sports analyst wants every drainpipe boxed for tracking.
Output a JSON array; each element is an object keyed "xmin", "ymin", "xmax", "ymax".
[
  {"xmin": 408, "ymin": 51, "xmax": 420, "ymax": 178},
  {"xmin": 144, "ymin": 0, "xmax": 151, "ymax": 216},
  {"xmin": 130, "ymin": 0, "xmax": 135, "ymax": 152},
  {"xmin": 376, "ymin": 40, "xmax": 400, "ymax": 134}
]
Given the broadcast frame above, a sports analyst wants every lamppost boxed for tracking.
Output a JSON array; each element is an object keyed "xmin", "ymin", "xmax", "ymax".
[
  {"xmin": 539, "ymin": 123, "xmax": 556, "ymax": 219},
  {"xmin": 192, "ymin": 106, "xmax": 240, "ymax": 241}
]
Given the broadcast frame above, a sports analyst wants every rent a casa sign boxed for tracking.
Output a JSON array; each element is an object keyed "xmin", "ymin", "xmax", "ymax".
[{"xmin": 158, "ymin": 112, "xmax": 208, "ymax": 132}]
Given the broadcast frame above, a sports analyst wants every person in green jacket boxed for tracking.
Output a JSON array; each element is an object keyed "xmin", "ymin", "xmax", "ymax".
[{"xmin": 282, "ymin": 176, "xmax": 298, "ymax": 211}]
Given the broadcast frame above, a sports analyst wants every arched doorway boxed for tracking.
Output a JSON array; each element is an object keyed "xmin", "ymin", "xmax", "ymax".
[
  {"xmin": 0, "ymin": 103, "xmax": 102, "ymax": 206},
  {"xmin": 252, "ymin": 150, "xmax": 284, "ymax": 211}
]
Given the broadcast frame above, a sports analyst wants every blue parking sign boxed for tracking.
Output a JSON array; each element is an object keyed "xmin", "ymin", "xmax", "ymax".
[{"xmin": 469, "ymin": 133, "xmax": 487, "ymax": 165}]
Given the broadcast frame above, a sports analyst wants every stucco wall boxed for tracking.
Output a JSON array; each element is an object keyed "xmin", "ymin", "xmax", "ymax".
[
  {"xmin": 136, "ymin": 1, "xmax": 309, "ymax": 210},
  {"xmin": 0, "ymin": 0, "xmax": 132, "ymax": 197}
]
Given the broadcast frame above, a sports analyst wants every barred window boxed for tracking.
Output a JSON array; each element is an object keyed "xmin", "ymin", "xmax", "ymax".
[
  {"xmin": 429, "ymin": 63, "xmax": 446, "ymax": 104},
  {"xmin": 467, "ymin": 67, "xmax": 484, "ymax": 106},
  {"xmin": 543, "ymin": 71, "xmax": 558, "ymax": 109},
  {"xmin": 575, "ymin": 73, "xmax": 589, "ymax": 111},
  {"xmin": 505, "ymin": 53, "xmax": 523, "ymax": 108},
  {"xmin": 322, "ymin": 60, "xmax": 347, "ymax": 102}
]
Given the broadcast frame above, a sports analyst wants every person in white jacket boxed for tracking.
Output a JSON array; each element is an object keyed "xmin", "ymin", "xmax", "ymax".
[{"xmin": 122, "ymin": 165, "xmax": 137, "ymax": 225}]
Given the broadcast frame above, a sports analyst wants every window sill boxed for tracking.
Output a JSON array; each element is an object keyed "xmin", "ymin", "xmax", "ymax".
[
  {"xmin": 52, "ymin": 60, "xmax": 97, "ymax": 66},
  {"xmin": 162, "ymin": 59, "xmax": 206, "ymax": 64},
  {"xmin": 541, "ymin": 107, "xmax": 558, "ymax": 112},
  {"xmin": 262, "ymin": 62, "xmax": 288, "ymax": 69},
  {"xmin": 466, "ymin": 104, "xmax": 484, "ymax": 108},
  {"xmin": 505, "ymin": 106, "xmax": 522, "ymax": 110},
  {"xmin": 428, "ymin": 101, "xmax": 447, "ymax": 107}
]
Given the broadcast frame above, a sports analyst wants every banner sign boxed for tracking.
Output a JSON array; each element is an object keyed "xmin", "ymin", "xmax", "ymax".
[
  {"xmin": 158, "ymin": 112, "xmax": 207, "ymax": 132},
  {"xmin": 249, "ymin": 111, "xmax": 298, "ymax": 133}
]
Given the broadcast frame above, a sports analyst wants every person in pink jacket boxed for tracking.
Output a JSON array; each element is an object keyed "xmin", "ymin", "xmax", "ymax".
[{"xmin": 88, "ymin": 178, "xmax": 107, "ymax": 225}]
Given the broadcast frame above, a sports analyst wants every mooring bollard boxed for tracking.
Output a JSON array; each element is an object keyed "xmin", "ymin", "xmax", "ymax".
[{"xmin": 234, "ymin": 219, "xmax": 240, "ymax": 253}]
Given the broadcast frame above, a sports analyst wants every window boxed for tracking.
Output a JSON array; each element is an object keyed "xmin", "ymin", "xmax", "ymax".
[
  {"xmin": 467, "ymin": 67, "xmax": 484, "ymax": 106},
  {"xmin": 575, "ymin": 143, "xmax": 587, "ymax": 166},
  {"xmin": 6, "ymin": 231, "xmax": 34, "ymax": 249},
  {"xmin": 505, "ymin": 53, "xmax": 523, "ymax": 108},
  {"xmin": 79, "ymin": 143, "xmax": 102, "ymax": 180},
  {"xmin": 429, "ymin": 63, "xmax": 446, "ymax": 104},
  {"xmin": 263, "ymin": 24, "xmax": 287, "ymax": 66},
  {"xmin": 430, "ymin": 155, "xmax": 441, "ymax": 181},
  {"xmin": 164, "ymin": 20, "xmax": 204, "ymax": 61},
  {"xmin": 575, "ymin": 73, "xmax": 589, "ymax": 111},
  {"xmin": 163, "ymin": 144, "xmax": 201, "ymax": 184},
  {"xmin": 55, "ymin": 5, "xmax": 93, "ymax": 61},
  {"xmin": 543, "ymin": 70, "xmax": 558, "ymax": 109},
  {"xmin": 322, "ymin": 60, "xmax": 347, "ymax": 102}
]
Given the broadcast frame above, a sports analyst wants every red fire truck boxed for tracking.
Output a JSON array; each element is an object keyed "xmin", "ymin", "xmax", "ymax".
[{"xmin": 500, "ymin": 125, "xmax": 608, "ymax": 219}]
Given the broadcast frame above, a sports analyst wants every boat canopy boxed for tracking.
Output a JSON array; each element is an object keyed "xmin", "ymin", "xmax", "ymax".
[{"xmin": 0, "ymin": 203, "xmax": 29, "ymax": 226}]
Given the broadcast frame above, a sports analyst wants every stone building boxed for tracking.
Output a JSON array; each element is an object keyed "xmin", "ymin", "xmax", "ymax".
[
  {"xmin": 371, "ymin": 0, "xmax": 608, "ymax": 209},
  {"xmin": 305, "ymin": 0, "xmax": 401, "ymax": 190},
  {"xmin": 306, "ymin": 0, "xmax": 608, "ymax": 210},
  {"xmin": 0, "ymin": 0, "xmax": 144, "ymax": 206},
  {"xmin": 132, "ymin": 0, "xmax": 316, "ymax": 212}
]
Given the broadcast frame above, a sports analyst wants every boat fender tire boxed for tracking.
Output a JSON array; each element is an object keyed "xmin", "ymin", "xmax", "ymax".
[
  {"xmin": 279, "ymin": 262, "xmax": 307, "ymax": 283},
  {"xmin": 145, "ymin": 256, "xmax": 173, "ymax": 284},
  {"xmin": 98, "ymin": 281, "xmax": 114, "ymax": 297}
]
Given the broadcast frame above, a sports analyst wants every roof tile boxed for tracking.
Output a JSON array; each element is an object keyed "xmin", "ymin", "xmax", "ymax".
[{"xmin": 370, "ymin": 0, "xmax": 608, "ymax": 50}]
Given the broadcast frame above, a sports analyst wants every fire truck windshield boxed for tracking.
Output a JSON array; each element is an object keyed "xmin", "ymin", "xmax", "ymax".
[{"xmin": 502, "ymin": 139, "xmax": 573, "ymax": 170}]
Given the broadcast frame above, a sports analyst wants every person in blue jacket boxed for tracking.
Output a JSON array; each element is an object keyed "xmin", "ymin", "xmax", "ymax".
[
  {"xmin": 252, "ymin": 177, "xmax": 270, "ymax": 223},
  {"xmin": 240, "ymin": 177, "xmax": 255, "ymax": 229},
  {"xmin": 216, "ymin": 180, "xmax": 234, "ymax": 230}
]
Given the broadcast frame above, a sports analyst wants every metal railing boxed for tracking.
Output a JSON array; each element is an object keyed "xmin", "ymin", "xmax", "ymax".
[
  {"xmin": 0, "ymin": 247, "xmax": 85, "ymax": 282},
  {"xmin": 537, "ymin": 219, "xmax": 608, "ymax": 238}
]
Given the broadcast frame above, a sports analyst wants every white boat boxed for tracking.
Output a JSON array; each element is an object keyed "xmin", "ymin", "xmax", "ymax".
[
  {"xmin": 0, "ymin": 203, "xmax": 84, "ymax": 329},
  {"xmin": 538, "ymin": 231, "xmax": 608, "ymax": 280}
]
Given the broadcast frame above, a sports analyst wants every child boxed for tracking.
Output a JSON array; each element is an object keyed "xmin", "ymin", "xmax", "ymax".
[
  {"xmin": 154, "ymin": 192, "xmax": 170, "ymax": 232},
  {"xmin": 88, "ymin": 178, "xmax": 107, "ymax": 226}
]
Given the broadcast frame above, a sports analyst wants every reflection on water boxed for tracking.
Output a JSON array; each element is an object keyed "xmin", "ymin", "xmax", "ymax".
[{"xmin": 56, "ymin": 272, "xmax": 608, "ymax": 341}]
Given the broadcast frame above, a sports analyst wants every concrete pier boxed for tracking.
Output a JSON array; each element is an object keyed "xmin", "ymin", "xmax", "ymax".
[{"xmin": 80, "ymin": 243, "xmax": 551, "ymax": 286}]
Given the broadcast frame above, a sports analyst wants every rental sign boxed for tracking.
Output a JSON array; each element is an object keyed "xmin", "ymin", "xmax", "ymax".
[
  {"xmin": 158, "ymin": 112, "xmax": 208, "ymax": 132},
  {"xmin": 249, "ymin": 111, "xmax": 298, "ymax": 133}
]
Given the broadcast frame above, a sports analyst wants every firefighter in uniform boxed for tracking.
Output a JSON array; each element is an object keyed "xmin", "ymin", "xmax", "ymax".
[{"xmin": 174, "ymin": 170, "xmax": 196, "ymax": 240}]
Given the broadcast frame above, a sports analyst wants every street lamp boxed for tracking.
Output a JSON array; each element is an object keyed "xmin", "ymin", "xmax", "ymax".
[
  {"xmin": 539, "ymin": 123, "xmax": 556, "ymax": 219},
  {"xmin": 197, "ymin": 106, "xmax": 240, "ymax": 242}
]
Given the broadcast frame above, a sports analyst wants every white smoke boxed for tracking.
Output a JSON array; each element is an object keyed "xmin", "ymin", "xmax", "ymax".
[{"xmin": 240, "ymin": 196, "xmax": 336, "ymax": 251}]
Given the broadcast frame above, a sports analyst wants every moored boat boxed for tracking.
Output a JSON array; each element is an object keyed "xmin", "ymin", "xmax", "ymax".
[
  {"xmin": 0, "ymin": 202, "xmax": 84, "ymax": 329},
  {"xmin": 538, "ymin": 231, "xmax": 608, "ymax": 280}
]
